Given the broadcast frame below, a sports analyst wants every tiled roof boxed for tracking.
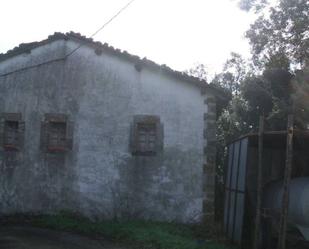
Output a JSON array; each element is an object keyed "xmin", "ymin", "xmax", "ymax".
[{"xmin": 0, "ymin": 32, "xmax": 226, "ymax": 97}]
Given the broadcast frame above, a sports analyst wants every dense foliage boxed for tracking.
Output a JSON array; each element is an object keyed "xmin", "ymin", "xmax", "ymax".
[
  {"xmin": 244, "ymin": 0, "xmax": 309, "ymax": 66},
  {"xmin": 188, "ymin": 0, "xmax": 309, "ymax": 145},
  {"xmin": 186, "ymin": 0, "xmax": 309, "ymax": 220},
  {"xmin": 217, "ymin": 0, "xmax": 309, "ymax": 143}
]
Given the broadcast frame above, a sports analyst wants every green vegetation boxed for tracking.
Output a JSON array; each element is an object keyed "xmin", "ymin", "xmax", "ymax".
[
  {"xmin": 2, "ymin": 212, "xmax": 233, "ymax": 249},
  {"xmin": 186, "ymin": 0, "xmax": 309, "ymax": 221}
]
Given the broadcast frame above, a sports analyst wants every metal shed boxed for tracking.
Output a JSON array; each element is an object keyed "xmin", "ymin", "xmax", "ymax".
[{"xmin": 223, "ymin": 129, "xmax": 309, "ymax": 248}]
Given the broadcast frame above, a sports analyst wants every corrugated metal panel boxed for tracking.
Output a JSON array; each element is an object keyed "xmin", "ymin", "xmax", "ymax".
[
  {"xmin": 224, "ymin": 138, "xmax": 248, "ymax": 243},
  {"xmin": 228, "ymin": 191, "xmax": 236, "ymax": 238},
  {"xmin": 234, "ymin": 138, "xmax": 248, "ymax": 242},
  {"xmin": 231, "ymin": 141, "xmax": 240, "ymax": 190},
  {"xmin": 224, "ymin": 144, "xmax": 234, "ymax": 234},
  {"xmin": 237, "ymin": 138, "xmax": 248, "ymax": 191},
  {"xmin": 224, "ymin": 188, "xmax": 230, "ymax": 234},
  {"xmin": 234, "ymin": 194, "xmax": 245, "ymax": 241},
  {"xmin": 226, "ymin": 144, "xmax": 234, "ymax": 190}
]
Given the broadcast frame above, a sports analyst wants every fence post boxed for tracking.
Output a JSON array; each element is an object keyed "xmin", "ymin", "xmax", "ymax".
[
  {"xmin": 277, "ymin": 115, "xmax": 294, "ymax": 249},
  {"xmin": 253, "ymin": 115, "xmax": 264, "ymax": 249}
]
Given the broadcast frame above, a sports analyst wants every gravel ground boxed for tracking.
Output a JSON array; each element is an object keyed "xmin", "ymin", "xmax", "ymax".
[{"xmin": 0, "ymin": 226, "xmax": 126, "ymax": 249}]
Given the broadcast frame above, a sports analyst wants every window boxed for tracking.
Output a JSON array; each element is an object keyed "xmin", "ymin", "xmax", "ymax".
[
  {"xmin": 41, "ymin": 114, "xmax": 73, "ymax": 153},
  {"xmin": 0, "ymin": 113, "xmax": 24, "ymax": 151},
  {"xmin": 48, "ymin": 121, "xmax": 67, "ymax": 152},
  {"xmin": 4, "ymin": 120, "xmax": 19, "ymax": 150},
  {"xmin": 131, "ymin": 115, "xmax": 163, "ymax": 156},
  {"xmin": 136, "ymin": 122, "xmax": 156, "ymax": 153}
]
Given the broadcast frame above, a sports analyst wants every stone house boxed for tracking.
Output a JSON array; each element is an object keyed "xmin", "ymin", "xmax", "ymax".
[{"xmin": 0, "ymin": 32, "xmax": 222, "ymax": 223}]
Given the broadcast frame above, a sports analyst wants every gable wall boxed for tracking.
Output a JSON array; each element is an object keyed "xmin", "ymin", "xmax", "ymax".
[
  {"xmin": 0, "ymin": 39, "xmax": 214, "ymax": 222},
  {"xmin": 0, "ymin": 40, "xmax": 77, "ymax": 214}
]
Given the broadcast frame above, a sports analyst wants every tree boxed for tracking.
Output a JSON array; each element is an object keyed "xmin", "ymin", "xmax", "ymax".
[
  {"xmin": 185, "ymin": 63, "xmax": 208, "ymax": 81},
  {"xmin": 212, "ymin": 0, "xmax": 309, "ymax": 223},
  {"xmin": 238, "ymin": 0, "xmax": 269, "ymax": 12},
  {"xmin": 243, "ymin": 0, "xmax": 309, "ymax": 67},
  {"xmin": 212, "ymin": 53, "xmax": 249, "ymax": 94},
  {"xmin": 185, "ymin": 0, "xmax": 308, "ymax": 163},
  {"xmin": 216, "ymin": 69, "xmax": 292, "ymax": 144},
  {"xmin": 185, "ymin": 63, "xmax": 232, "ymax": 117},
  {"xmin": 292, "ymin": 67, "xmax": 309, "ymax": 129},
  {"xmin": 215, "ymin": 0, "xmax": 309, "ymax": 141}
]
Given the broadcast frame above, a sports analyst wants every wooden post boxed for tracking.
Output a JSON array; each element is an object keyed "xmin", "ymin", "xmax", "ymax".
[
  {"xmin": 253, "ymin": 116, "xmax": 264, "ymax": 249},
  {"xmin": 277, "ymin": 115, "xmax": 294, "ymax": 249}
]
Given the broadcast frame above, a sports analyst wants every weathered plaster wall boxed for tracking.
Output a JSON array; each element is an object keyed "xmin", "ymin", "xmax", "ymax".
[
  {"xmin": 0, "ymin": 39, "xmax": 213, "ymax": 223},
  {"xmin": 0, "ymin": 40, "xmax": 77, "ymax": 214}
]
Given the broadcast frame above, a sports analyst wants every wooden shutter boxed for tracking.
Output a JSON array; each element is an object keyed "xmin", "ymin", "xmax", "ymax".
[
  {"xmin": 130, "ymin": 122, "xmax": 139, "ymax": 154},
  {"xmin": 18, "ymin": 121, "xmax": 25, "ymax": 149},
  {"xmin": 0, "ymin": 116, "xmax": 5, "ymax": 148},
  {"xmin": 66, "ymin": 120, "xmax": 74, "ymax": 150},
  {"xmin": 130, "ymin": 115, "xmax": 163, "ymax": 156},
  {"xmin": 156, "ymin": 122, "xmax": 164, "ymax": 152}
]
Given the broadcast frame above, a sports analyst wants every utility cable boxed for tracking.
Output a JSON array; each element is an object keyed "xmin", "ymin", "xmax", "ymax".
[
  {"xmin": 65, "ymin": 0, "xmax": 136, "ymax": 58},
  {"xmin": 0, "ymin": 0, "xmax": 137, "ymax": 77}
]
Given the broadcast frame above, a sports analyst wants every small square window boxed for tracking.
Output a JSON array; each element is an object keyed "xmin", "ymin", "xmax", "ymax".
[
  {"xmin": 4, "ymin": 120, "xmax": 19, "ymax": 150},
  {"xmin": 47, "ymin": 121, "xmax": 67, "ymax": 152},
  {"xmin": 137, "ymin": 123, "xmax": 157, "ymax": 153},
  {"xmin": 131, "ymin": 115, "xmax": 163, "ymax": 156},
  {"xmin": 41, "ymin": 114, "xmax": 73, "ymax": 153},
  {"xmin": 0, "ymin": 113, "xmax": 24, "ymax": 151}
]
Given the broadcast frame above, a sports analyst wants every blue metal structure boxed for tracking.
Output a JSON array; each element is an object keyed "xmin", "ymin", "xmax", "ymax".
[{"xmin": 224, "ymin": 131, "xmax": 309, "ymax": 248}]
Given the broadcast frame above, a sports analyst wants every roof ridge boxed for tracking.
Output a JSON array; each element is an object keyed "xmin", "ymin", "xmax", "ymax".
[{"xmin": 0, "ymin": 31, "xmax": 226, "ymax": 97}]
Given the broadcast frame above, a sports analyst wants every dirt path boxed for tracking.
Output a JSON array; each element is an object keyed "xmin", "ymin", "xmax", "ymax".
[{"xmin": 0, "ymin": 226, "xmax": 126, "ymax": 249}]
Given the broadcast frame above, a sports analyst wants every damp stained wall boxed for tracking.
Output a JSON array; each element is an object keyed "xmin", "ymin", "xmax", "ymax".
[{"xmin": 0, "ymin": 39, "xmax": 212, "ymax": 222}]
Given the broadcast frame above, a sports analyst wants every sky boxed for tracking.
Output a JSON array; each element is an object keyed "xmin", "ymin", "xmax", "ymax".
[{"xmin": 0, "ymin": 0, "xmax": 256, "ymax": 77}]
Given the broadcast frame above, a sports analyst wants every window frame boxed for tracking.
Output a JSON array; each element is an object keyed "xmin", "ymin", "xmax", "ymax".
[
  {"xmin": 0, "ymin": 113, "xmax": 24, "ymax": 151},
  {"xmin": 4, "ymin": 120, "xmax": 20, "ymax": 150},
  {"xmin": 41, "ymin": 113, "xmax": 73, "ymax": 153},
  {"xmin": 130, "ymin": 115, "xmax": 163, "ymax": 156},
  {"xmin": 47, "ymin": 120, "xmax": 68, "ymax": 152}
]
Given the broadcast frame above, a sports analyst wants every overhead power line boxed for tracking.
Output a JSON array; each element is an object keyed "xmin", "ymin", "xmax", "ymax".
[{"xmin": 65, "ymin": 0, "xmax": 137, "ymax": 58}]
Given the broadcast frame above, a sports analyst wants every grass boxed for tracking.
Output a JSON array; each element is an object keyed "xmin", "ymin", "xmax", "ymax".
[{"xmin": 2, "ymin": 212, "xmax": 234, "ymax": 249}]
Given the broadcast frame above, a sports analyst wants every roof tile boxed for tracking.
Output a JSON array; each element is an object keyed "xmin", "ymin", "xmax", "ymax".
[{"xmin": 0, "ymin": 31, "xmax": 225, "ymax": 97}]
